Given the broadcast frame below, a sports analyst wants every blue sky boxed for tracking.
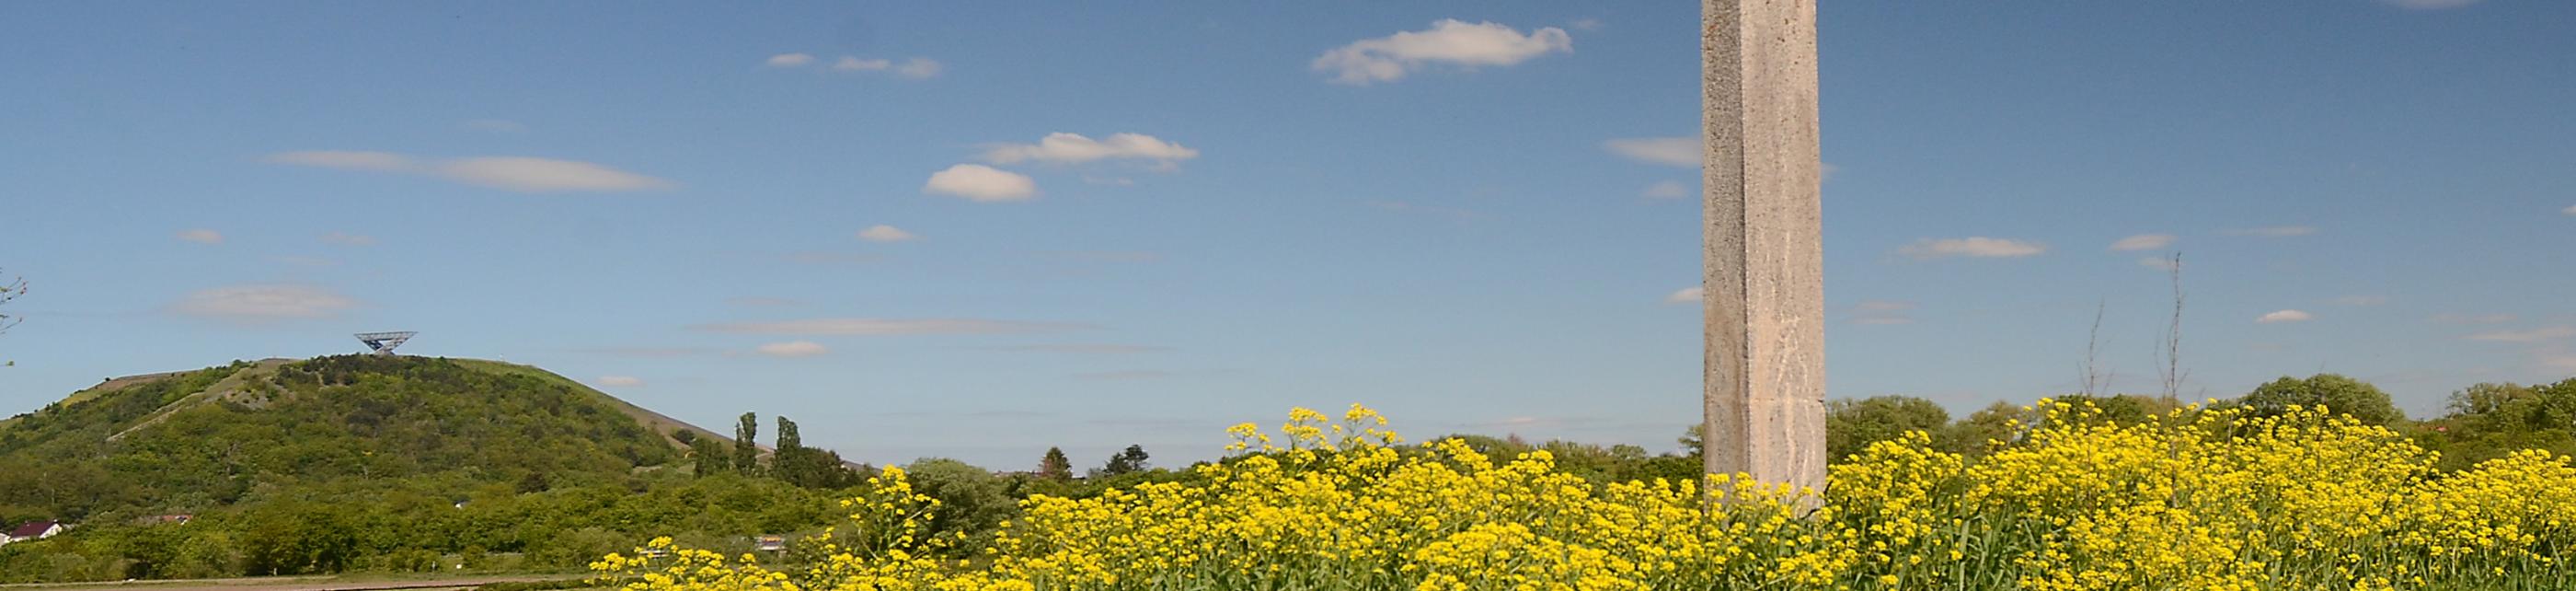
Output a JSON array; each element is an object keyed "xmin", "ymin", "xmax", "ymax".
[{"xmin": 4, "ymin": 1, "xmax": 2571, "ymax": 469}]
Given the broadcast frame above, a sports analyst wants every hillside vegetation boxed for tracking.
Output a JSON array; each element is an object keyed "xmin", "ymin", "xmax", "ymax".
[{"xmin": 0, "ymin": 355, "xmax": 850, "ymax": 582}]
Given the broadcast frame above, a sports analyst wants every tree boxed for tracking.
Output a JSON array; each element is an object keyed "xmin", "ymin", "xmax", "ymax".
[
  {"xmin": 2237, "ymin": 374, "xmax": 2404, "ymax": 425},
  {"xmin": 901, "ymin": 458, "xmax": 1015, "ymax": 551},
  {"xmin": 1038, "ymin": 447, "xmax": 1073, "ymax": 481},
  {"xmin": 692, "ymin": 436, "xmax": 730, "ymax": 477},
  {"xmin": 1100, "ymin": 445, "xmax": 1150, "ymax": 477},
  {"xmin": 1823, "ymin": 395, "xmax": 1952, "ymax": 461},
  {"xmin": 734, "ymin": 412, "xmax": 761, "ymax": 473}
]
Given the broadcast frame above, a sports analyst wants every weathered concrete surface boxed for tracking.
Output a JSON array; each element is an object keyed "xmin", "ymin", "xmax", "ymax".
[{"xmin": 1702, "ymin": 0, "xmax": 1826, "ymax": 500}]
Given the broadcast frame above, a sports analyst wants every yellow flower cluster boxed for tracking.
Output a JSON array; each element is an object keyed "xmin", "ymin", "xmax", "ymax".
[{"xmin": 594, "ymin": 402, "xmax": 2576, "ymax": 590}]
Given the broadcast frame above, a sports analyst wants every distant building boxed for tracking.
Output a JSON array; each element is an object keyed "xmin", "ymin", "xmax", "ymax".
[
  {"xmin": 0, "ymin": 520, "xmax": 65, "ymax": 547},
  {"xmin": 755, "ymin": 535, "xmax": 787, "ymax": 552}
]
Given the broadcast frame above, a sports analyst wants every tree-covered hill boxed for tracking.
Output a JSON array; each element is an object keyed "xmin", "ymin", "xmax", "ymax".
[{"xmin": 0, "ymin": 355, "xmax": 718, "ymax": 523}]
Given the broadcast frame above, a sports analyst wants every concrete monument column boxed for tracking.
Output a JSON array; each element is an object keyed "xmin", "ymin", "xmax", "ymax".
[{"xmin": 1702, "ymin": 0, "xmax": 1826, "ymax": 499}]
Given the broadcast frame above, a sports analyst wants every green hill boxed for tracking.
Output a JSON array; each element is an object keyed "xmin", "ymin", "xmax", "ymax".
[{"xmin": 0, "ymin": 354, "xmax": 849, "ymax": 582}]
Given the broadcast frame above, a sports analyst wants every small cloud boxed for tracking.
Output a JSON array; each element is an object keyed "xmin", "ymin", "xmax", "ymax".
[
  {"xmin": 1570, "ymin": 18, "xmax": 1604, "ymax": 31},
  {"xmin": 1641, "ymin": 180, "xmax": 1690, "ymax": 199},
  {"xmin": 2563, "ymin": 204, "xmax": 2576, "ymax": 215},
  {"xmin": 2257, "ymin": 309, "xmax": 2315, "ymax": 324},
  {"xmin": 754, "ymin": 341, "xmax": 830, "ymax": 357},
  {"xmin": 176, "ymin": 228, "xmax": 224, "ymax": 245},
  {"xmin": 2332, "ymin": 295, "xmax": 2387, "ymax": 307},
  {"xmin": 597, "ymin": 376, "xmax": 646, "ymax": 388},
  {"xmin": 2108, "ymin": 234, "xmax": 2174, "ymax": 251},
  {"xmin": 2382, "ymin": 0, "xmax": 2479, "ymax": 9},
  {"xmin": 987, "ymin": 343, "xmax": 1171, "ymax": 354},
  {"xmin": 170, "ymin": 284, "xmax": 358, "ymax": 321},
  {"xmin": 857, "ymin": 225, "xmax": 919, "ymax": 242},
  {"xmin": 693, "ymin": 318, "xmax": 1097, "ymax": 335},
  {"xmin": 1314, "ymin": 19, "xmax": 1572, "ymax": 85},
  {"xmin": 437, "ymin": 156, "xmax": 675, "ymax": 192},
  {"xmin": 268, "ymin": 151, "xmax": 674, "ymax": 193},
  {"xmin": 1895, "ymin": 238, "xmax": 2047, "ymax": 260},
  {"xmin": 1852, "ymin": 317, "xmax": 1916, "ymax": 325},
  {"xmin": 924, "ymin": 164, "xmax": 1038, "ymax": 202},
  {"xmin": 725, "ymin": 297, "xmax": 802, "ymax": 307},
  {"xmin": 320, "ymin": 231, "xmax": 376, "ymax": 246},
  {"xmin": 1664, "ymin": 286, "xmax": 1703, "ymax": 304},
  {"xmin": 2139, "ymin": 257, "xmax": 2181, "ymax": 271},
  {"xmin": 1603, "ymin": 137, "xmax": 1698, "ymax": 168},
  {"xmin": 765, "ymin": 52, "xmax": 816, "ymax": 67},
  {"xmin": 265, "ymin": 150, "xmax": 416, "ymax": 172},
  {"xmin": 897, "ymin": 57, "xmax": 943, "ymax": 79},
  {"xmin": 1074, "ymin": 370, "xmax": 1172, "ymax": 381},
  {"xmin": 2432, "ymin": 313, "xmax": 2518, "ymax": 325},
  {"xmin": 2226, "ymin": 226, "xmax": 2317, "ymax": 238},
  {"xmin": 833, "ymin": 56, "xmax": 891, "ymax": 71},
  {"xmin": 982, "ymin": 133, "xmax": 1200, "ymax": 168},
  {"xmin": 465, "ymin": 119, "xmax": 526, "ymax": 133},
  {"xmin": 2464, "ymin": 326, "xmax": 2576, "ymax": 342}
]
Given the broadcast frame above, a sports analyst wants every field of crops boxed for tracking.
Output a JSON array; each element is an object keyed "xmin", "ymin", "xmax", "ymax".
[{"xmin": 594, "ymin": 402, "xmax": 2574, "ymax": 590}]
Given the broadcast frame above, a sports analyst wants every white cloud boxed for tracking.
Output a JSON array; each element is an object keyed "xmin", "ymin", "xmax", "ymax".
[
  {"xmin": 321, "ymin": 231, "xmax": 377, "ymax": 246},
  {"xmin": 268, "ymin": 151, "xmax": 674, "ymax": 193},
  {"xmin": 897, "ymin": 57, "xmax": 943, "ymax": 79},
  {"xmin": 438, "ymin": 156, "xmax": 675, "ymax": 192},
  {"xmin": 924, "ymin": 164, "xmax": 1038, "ymax": 202},
  {"xmin": 833, "ymin": 56, "xmax": 891, "ymax": 71},
  {"xmin": 1313, "ymin": 19, "xmax": 1573, "ymax": 85},
  {"xmin": 693, "ymin": 318, "xmax": 1096, "ymax": 335},
  {"xmin": 754, "ymin": 341, "xmax": 831, "ymax": 357},
  {"xmin": 465, "ymin": 119, "xmax": 526, "ymax": 133},
  {"xmin": 1570, "ymin": 18, "xmax": 1604, "ymax": 31},
  {"xmin": 176, "ymin": 229, "xmax": 224, "ymax": 245},
  {"xmin": 2382, "ymin": 0, "xmax": 2479, "ymax": 9},
  {"xmin": 265, "ymin": 150, "xmax": 416, "ymax": 171},
  {"xmin": 983, "ymin": 133, "xmax": 1200, "ymax": 168},
  {"xmin": 1664, "ymin": 286, "xmax": 1703, "ymax": 304},
  {"xmin": 2226, "ymin": 226, "xmax": 2318, "ymax": 238},
  {"xmin": 2563, "ymin": 204, "xmax": 2576, "ymax": 215},
  {"xmin": 1603, "ymin": 137, "xmax": 1698, "ymax": 168},
  {"xmin": 597, "ymin": 376, "xmax": 645, "ymax": 388},
  {"xmin": 2109, "ymin": 234, "xmax": 2174, "ymax": 251},
  {"xmin": 1849, "ymin": 300, "xmax": 1915, "ymax": 325},
  {"xmin": 766, "ymin": 52, "xmax": 816, "ymax": 67},
  {"xmin": 171, "ymin": 284, "xmax": 357, "ymax": 320},
  {"xmin": 1895, "ymin": 238, "xmax": 2047, "ymax": 260},
  {"xmin": 857, "ymin": 225, "xmax": 918, "ymax": 242},
  {"xmin": 1642, "ymin": 180, "xmax": 1689, "ymax": 199},
  {"xmin": 2464, "ymin": 326, "xmax": 2576, "ymax": 342},
  {"xmin": 2257, "ymin": 309, "xmax": 2315, "ymax": 324}
]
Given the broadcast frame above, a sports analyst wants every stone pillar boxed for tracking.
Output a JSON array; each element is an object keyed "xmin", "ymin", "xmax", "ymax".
[{"xmin": 1702, "ymin": 0, "xmax": 1826, "ymax": 501}]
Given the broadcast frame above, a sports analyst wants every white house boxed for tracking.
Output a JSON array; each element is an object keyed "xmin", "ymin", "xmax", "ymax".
[{"xmin": 0, "ymin": 521, "xmax": 64, "ymax": 547}]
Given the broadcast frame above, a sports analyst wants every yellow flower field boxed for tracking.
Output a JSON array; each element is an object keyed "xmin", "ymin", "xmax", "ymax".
[{"xmin": 594, "ymin": 401, "xmax": 2575, "ymax": 590}]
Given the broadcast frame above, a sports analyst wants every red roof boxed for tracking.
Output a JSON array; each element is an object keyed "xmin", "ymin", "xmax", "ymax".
[{"xmin": 6, "ymin": 521, "xmax": 58, "ymax": 538}]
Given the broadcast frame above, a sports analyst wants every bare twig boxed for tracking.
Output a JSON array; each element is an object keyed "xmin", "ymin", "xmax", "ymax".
[
  {"xmin": 2081, "ymin": 300, "xmax": 2106, "ymax": 397},
  {"xmin": 2158, "ymin": 252, "xmax": 2186, "ymax": 402}
]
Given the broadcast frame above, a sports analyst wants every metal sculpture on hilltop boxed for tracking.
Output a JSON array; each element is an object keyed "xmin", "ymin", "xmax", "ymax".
[{"xmin": 354, "ymin": 331, "xmax": 417, "ymax": 355}]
